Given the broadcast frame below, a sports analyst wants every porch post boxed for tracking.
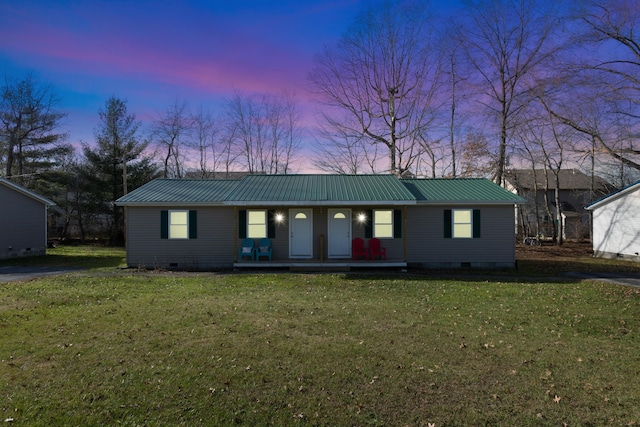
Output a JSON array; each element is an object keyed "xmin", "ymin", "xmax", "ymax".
[
  {"xmin": 234, "ymin": 207, "xmax": 238, "ymax": 262},
  {"xmin": 403, "ymin": 206, "xmax": 407, "ymax": 262}
]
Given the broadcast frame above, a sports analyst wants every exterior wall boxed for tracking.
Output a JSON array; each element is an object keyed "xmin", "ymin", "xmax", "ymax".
[
  {"xmin": 125, "ymin": 206, "xmax": 236, "ymax": 269},
  {"xmin": 235, "ymin": 206, "xmax": 405, "ymax": 262},
  {"xmin": 0, "ymin": 184, "xmax": 48, "ymax": 260},
  {"xmin": 126, "ymin": 204, "xmax": 517, "ymax": 269},
  {"xmin": 591, "ymin": 189, "xmax": 640, "ymax": 260},
  {"xmin": 406, "ymin": 205, "xmax": 516, "ymax": 268}
]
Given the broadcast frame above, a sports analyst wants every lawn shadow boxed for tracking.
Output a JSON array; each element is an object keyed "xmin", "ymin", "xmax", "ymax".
[{"xmin": 0, "ymin": 246, "xmax": 126, "ymax": 270}]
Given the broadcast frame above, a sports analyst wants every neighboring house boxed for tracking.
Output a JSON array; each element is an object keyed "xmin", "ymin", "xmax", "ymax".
[
  {"xmin": 503, "ymin": 169, "xmax": 613, "ymax": 240},
  {"xmin": 585, "ymin": 180, "xmax": 640, "ymax": 261},
  {"xmin": 0, "ymin": 178, "xmax": 56, "ymax": 260},
  {"xmin": 116, "ymin": 174, "xmax": 524, "ymax": 270}
]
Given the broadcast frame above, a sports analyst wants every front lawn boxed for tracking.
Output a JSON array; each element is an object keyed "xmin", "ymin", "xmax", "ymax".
[{"xmin": 1, "ymin": 270, "xmax": 639, "ymax": 426}]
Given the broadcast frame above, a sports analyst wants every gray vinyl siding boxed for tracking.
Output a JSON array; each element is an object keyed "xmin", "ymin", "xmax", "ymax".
[
  {"xmin": 126, "ymin": 206, "xmax": 235, "ymax": 269},
  {"xmin": 235, "ymin": 206, "xmax": 405, "ymax": 261},
  {"xmin": 0, "ymin": 185, "xmax": 48, "ymax": 259},
  {"xmin": 126, "ymin": 204, "xmax": 515, "ymax": 268},
  {"xmin": 406, "ymin": 205, "xmax": 516, "ymax": 268}
]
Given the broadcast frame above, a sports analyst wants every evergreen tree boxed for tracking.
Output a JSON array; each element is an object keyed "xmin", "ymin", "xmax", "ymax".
[{"xmin": 82, "ymin": 96, "xmax": 159, "ymax": 245}]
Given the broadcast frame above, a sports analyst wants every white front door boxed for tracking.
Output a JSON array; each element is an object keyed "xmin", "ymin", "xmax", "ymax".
[
  {"xmin": 328, "ymin": 208, "xmax": 351, "ymax": 258},
  {"xmin": 289, "ymin": 208, "xmax": 313, "ymax": 258}
]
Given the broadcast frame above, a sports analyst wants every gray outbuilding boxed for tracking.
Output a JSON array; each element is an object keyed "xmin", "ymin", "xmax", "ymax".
[{"xmin": 0, "ymin": 178, "xmax": 56, "ymax": 260}]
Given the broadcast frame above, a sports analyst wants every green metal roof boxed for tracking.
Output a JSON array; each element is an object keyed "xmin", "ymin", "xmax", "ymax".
[
  {"xmin": 225, "ymin": 174, "xmax": 416, "ymax": 205},
  {"xmin": 116, "ymin": 179, "xmax": 241, "ymax": 205},
  {"xmin": 403, "ymin": 178, "xmax": 525, "ymax": 204},
  {"xmin": 116, "ymin": 175, "xmax": 524, "ymax": 206}
]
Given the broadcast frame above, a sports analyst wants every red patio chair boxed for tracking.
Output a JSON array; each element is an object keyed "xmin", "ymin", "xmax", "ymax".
[
  {"xmin": 352, "ymin": 237, "xmax": 368, "ymax": 260},
  {"xmin": 368, "ymin": 238, "xmax": 386, "ymax": 260}
]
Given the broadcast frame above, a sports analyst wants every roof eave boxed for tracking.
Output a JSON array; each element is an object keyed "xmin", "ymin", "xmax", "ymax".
[
  {"xmin": 585, "ymin": 181, "xmax": 640, "ymax": 210},
  {"xmin": 415, "ymin": 200, "xmax": 525, "ymax": 205},
  {"xmin": 225, "ymin": 200, "xmax": 417, "ymax": 206},
  {"xmin": 116, "ymin": 201, "xmax": 226, "ymax": 207},
  {"xmin": 0, "ymin": 178, "xmax": 56, "ymax": 206}
]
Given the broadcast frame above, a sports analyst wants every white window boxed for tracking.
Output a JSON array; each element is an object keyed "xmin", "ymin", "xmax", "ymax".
[
  {"xmin": 247, "ymin": 210, "xmax": 267, "ymax": 238},
  {"xmin": 374, "ymin": 210, "xmax": 393, "ymax": 238},
  {"xmin": 453, "ymin": 209, "xmax": 472, "ymax": 238},
  {"xmin": 169, "ymin": 210, "xmax": 189, "ymax": 239}
]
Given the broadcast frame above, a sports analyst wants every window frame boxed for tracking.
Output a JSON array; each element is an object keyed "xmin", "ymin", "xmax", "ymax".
[
  {"xmin": 373, "ymin": 209, "xmax": 394, "ymax": 239},
  {"xmin": 247, "ymin": 209, "xmax": 267, "ymax": 239},
  {"xmin": 444, "ymin": 208, "xmax": 480, "ymax": 239},
  {"xmin": 452, "ymin": 208, "xmax": 473, "ymax": 239},
  {"xmin": 168, "ymin": 209, "xmax": 189, "ymax": 240}
]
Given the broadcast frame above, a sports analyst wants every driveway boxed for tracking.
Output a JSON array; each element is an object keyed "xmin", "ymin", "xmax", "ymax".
[
  {"xmin": 0, "ymin": 266, "xmax": 83, "ymax": 283},
  {"xmin": 566, "ymin": 272, "xmax": 640, "ymax": 289}
]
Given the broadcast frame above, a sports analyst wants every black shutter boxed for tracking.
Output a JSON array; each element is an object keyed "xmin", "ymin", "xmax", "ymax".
[
  {"xmin": 268, "ymin": 210, "xmax": 276, "ymax": 238},
  {"xmin": 393, "ymin": 209, "xmax": 402, "ymax": 238},
  {"xmin": 364, "ymin": 209, "xmax": 373, "ymax": 238},
  {"xmin": 473, "ymin": 209, "xmax": 481, "ymax": 238},
  {"xmin": 189, "ymin": 210, "xmax": 198, "ymax": 239},
  {"xmin": 160, "ymin": 210, "xmax": 168, "ymax": 239},
  {"xmin": 238, "ymin": 210, "xmax": 247, "ymax": 238},
  {"xmin": 444, "ymin": 209, "xmax": 452, "ymax": 238}
]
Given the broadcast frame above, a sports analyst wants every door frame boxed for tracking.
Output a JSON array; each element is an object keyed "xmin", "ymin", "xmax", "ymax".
[
  {"xmin": 327, "ymin": 208, "xmax": 352, "ymax": 258},
  {"xmin": 289, "ymin": 208, "xmax": 313, "ymax": 258}
]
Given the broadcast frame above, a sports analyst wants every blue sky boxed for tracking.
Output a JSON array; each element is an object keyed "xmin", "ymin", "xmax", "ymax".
[{"xmin": 0, "ymin": 0, "xmax": 461, "ymax": 153}]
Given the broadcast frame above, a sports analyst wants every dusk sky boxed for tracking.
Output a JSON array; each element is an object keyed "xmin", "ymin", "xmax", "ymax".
[{"xmin": 1, "ymin": 0, "xmax": 461, "ymax": 161}]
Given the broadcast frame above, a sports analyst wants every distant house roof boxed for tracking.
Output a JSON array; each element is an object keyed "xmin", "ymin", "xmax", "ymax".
[
  {"xmin": 0, "ymin": 178, "xmax": 56, "ymax": 206},
  {"xmin": 116, "ymin": 175, "xmax": 525, "ymax": 207},
  {"xmin": 585, "ymin": 180, "xmax": 640, "ymax": 211},
  {"xmin": 504, "ymin": 169, "xmax": 612, "ymax": 191}
]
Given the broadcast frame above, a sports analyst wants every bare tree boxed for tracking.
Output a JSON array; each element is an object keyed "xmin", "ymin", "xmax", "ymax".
[
  {"xmin": 313, "ymin": 117, "xmax": 382, "ymax": 174},
  {"xmin": 543, "ymin": 0, "xmax": 640, "ymax": 175},
  {"xmin": 152, "ymin": 100, "xmax": 193, "ymax": 178},
  {"xmin": 461, "ymin": 0, "xmax": 564, "ymax": 185},
  {"xmin": 441, "ymin": 28, "xmax": 472, "ymax": 178},
  {"xmin": 309, "ymin": 0, "xmax": 444, "ymax": 176},
  {"xmin": 0, "ymin": 74, "xmax": 69, "ymax": 183},
  {"xmin": 264, "ymin": 92, "xmax": 301, "ymax": 174},
  {"xmin": 223, "ymin": 91, "xmax": 301, "ymax": 174},
  {"xmin": 191, "ymin": 106, "xmax": 223, "ymax": 178}
]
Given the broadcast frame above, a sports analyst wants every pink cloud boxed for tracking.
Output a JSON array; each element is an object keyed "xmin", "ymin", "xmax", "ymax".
[{"xmin": 0, "ymin": 2, "xmax": 324, "ymax": 99}]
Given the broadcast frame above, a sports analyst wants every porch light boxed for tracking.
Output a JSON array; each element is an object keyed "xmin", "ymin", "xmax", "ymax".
[
  {"xmin": 275, "ymin": 213, "xmax": 285, "ymax": 223},
  {"xmin": 357, "ymin": 213, "xmax": 367, "ymax": 223}
]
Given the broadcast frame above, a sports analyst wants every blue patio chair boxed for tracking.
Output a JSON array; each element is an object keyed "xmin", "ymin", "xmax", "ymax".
[
  {"xmin": 256, "ymin": 238, "xmax": 272, "ymax": 261},
  {"xmin": 238, "ymin": 238, "xmax": 255, "ymax": 261}
]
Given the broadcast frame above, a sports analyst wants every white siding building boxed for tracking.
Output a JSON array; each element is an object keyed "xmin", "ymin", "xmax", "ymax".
[{"xmin": 585, "ymin": 181, "xmax": 640, "ymax": 261}]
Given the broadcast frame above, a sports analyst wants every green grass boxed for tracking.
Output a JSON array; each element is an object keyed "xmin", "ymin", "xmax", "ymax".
[
  {"xmin": 1, "ymin": 265, "xmax": 639, "ymax": 425},
  {"xmin": 0, "ymin": 245, "xmax": 126, "ymax": 269}
]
